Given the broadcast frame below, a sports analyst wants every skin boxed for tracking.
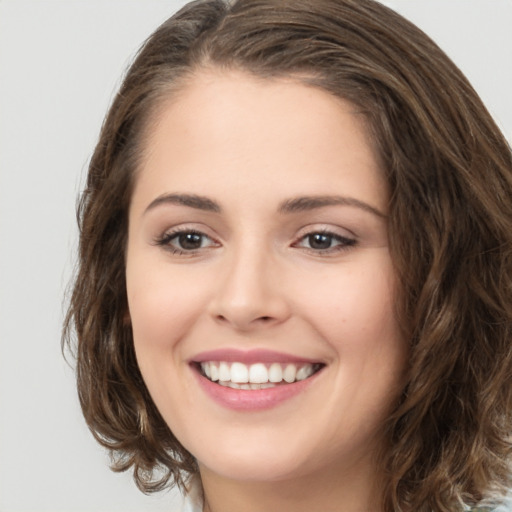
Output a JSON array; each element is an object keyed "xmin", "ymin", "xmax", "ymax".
[{"xmin": 126, "ymin": 69, "xmax": 407, "ymax": 512}]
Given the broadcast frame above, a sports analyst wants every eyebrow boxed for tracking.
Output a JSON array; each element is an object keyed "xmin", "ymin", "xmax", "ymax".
[
  {"xmin": 144, "ymin": 193, "xmax": 221, "ymax": 214},
  {"xmin": 278, "ymin": 195, "xmax": 386, "ymax": 218},
  {"xmin": 143, "ymin": 192, "xmax": 385, "ymax": 218}
]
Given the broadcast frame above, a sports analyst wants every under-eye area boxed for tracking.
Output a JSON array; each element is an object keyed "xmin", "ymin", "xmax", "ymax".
[{"xmin": 193, "ymin": 361, "xmax": 325, "ymax": 389}]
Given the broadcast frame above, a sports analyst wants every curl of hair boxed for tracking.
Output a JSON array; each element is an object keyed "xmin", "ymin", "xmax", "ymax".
[{"xmin": 63, "ymin": 0, "xmax": 512, "ymax": 509}]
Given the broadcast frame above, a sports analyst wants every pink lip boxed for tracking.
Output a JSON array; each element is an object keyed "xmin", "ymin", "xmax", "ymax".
[
  {"xmin": 191, "ymin": 348, "xmax": 320, "ymax": 364},
  {"xmin": 190, "ymin": 350, "xmax": 325, "ymax": 411},
  {"xmin": 193, "ymin": 369, "xmax": 322, "ymax": 411}
]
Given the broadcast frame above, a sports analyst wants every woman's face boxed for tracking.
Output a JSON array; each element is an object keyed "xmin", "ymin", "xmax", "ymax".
[{"xmin": 126, "ymin": 69, "xmax": 406, "ymax": 484}]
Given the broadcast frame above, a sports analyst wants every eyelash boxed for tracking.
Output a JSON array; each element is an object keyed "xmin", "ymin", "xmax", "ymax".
[
  {"xmin": 154, "ymin": 228, "xmax": 218, "ymax": 255},
  {"xmin": 293, "ymin": 230, "xmax": 357, "ymax": 254},
  {"xmin": 154, "ymin": 228, "xmax": 357, "ymax": 256}
]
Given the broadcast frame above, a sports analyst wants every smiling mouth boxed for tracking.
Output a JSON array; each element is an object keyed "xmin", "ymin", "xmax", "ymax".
[{"xmin": 197, "ymin": 361, "xmax": 324, "ymax": 390}]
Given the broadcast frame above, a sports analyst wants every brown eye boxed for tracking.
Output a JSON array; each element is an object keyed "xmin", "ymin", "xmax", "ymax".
[
  {"xmin": 307, "ymin": 233, "xmax": 334, "ymax": 250},
  {"xmin": 295, "ymin": 231, "xmax": 357, "ymax": 253},
  {"xmin": 156, "ymin": 229, "xmax": 217, "ymax": 253},
  {"xmin": 177, "ymin": 232, "xmax": 204, "ymax": 250}
]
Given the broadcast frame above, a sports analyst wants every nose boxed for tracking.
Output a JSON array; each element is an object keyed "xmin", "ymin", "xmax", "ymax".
[{"xmin": 208, "ymin": 246, "xmax": 291, "ymax": 332}]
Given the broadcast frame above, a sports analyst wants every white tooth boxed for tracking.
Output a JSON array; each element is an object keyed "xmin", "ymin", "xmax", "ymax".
[
  {"xmin": 219, "ymin": 362, "xmax": 230, "ymax": 381},
  {"xmin": 240, "ymin": 384, "xmax": 251, "ymax": 390},
  {"xmin": 202, "ymin": 362, "xmax": 211, "ymax": 379},
  {"xmin": 296, "ymin": 364, "xmax": 314, "ymax": 381},
  {"xmin": 268, "ymin": 363, "xmax": 283, "ymax": 383},
  {"xmin": 249, "ymin": 363, "xmax": 269, "ymax": 383},
  {"xmin": 209, "ymin": 363, "xmax": 219, "ymax": 381},
  {"xmin": 230, "ymin": 362, "xmax": 249, "ymax": 383},
  {"xmin": 250, "ymin": 382, "xmax": 277, "ymax": 390},
  {"xmin": 218, "ymin": 380, "xmax": 229, "ymax": 387},
  {"xmin": 228, "ymin": 382, "xmax": 241, "ymax": 389},
  {"xmin": 283, "ymin": 364, "xmax": 297, "ymax": 383}
]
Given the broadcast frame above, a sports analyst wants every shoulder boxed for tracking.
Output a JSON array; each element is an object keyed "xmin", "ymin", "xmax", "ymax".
[
  {"xmin": 467, "ymin": 509, "xmax": 510, "ymax": 512},
  {"xmin": 468, "ymin": 499, "xmax": 512, "ymax": 512}
]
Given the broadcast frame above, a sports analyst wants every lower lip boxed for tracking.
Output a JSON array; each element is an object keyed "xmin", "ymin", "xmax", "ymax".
[{"xmin": 193, "ymin": 367, "xmax": 322, "ymax": 411}]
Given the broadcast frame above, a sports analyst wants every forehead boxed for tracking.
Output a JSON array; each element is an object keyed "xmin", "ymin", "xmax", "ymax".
[{"xmin": 132, "ymin": 69, "xmax": 387, "ymax": 213}]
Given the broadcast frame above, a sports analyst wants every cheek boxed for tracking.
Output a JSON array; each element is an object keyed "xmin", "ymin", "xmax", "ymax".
[
  {"xmin": 125, "ymin": 261, "xmax": 211, "ymax": 413},
  {"xmin": 300, "ymin": 259, "xmax": 399, "ymax": 346},
  {"xmin": 126, "ymin": 259, "xmax": 208, "ymax": 353},
  {"xmin": 297, "ymin": 255, "xmax": 407, "ymax": 402}
]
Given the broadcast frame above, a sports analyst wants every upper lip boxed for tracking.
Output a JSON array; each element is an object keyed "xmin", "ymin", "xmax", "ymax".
[{"xmin": 190, "ymin": 348, "xmax": 323, "ymax": 365}]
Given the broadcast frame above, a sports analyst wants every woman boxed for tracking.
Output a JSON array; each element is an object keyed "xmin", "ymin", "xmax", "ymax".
[{"xmin": 63, "ymin": 0, "xmax": 512, "ymax": 510}]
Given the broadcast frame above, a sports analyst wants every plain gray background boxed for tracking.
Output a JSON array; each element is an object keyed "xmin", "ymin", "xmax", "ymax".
[{"xmin": 0, "ymin": 1, "xmax": 511, "ymax": 511}]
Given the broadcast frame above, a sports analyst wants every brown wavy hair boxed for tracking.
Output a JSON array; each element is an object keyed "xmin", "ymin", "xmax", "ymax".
[{"xmin": 63, "ymin": 0, "xmax": 512, "ymax": 510}]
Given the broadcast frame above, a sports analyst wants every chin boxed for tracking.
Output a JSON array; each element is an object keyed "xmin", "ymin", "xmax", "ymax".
[{"xmin": 190, "ymin": 434, "xmax": 314, "ymax": 483}]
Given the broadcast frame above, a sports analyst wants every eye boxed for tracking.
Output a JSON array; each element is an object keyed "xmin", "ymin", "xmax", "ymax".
[
  {"xmin": 295, "ymin": 231, "xmax": 356, "ymax": 253},
  {"xmin": 155, "ymin": 229, "xmax": 217, "ymax": 254}
]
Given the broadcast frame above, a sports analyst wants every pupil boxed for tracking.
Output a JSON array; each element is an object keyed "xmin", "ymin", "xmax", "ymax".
[
  {"xmin": 309, "ymin": 233, "xmax": 331, "ymax": 249},
  {"xmin": 179, "ymin": 233, "xmax": 202, "ymax": 249}
]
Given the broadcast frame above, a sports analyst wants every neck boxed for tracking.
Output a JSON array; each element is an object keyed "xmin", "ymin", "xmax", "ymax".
[{"xmin": 199, "ymin": 458, "xmax": 384, "ymax": 512}]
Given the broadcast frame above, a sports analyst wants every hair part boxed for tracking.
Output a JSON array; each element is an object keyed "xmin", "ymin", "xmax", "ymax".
[{"xmin": 63, "ymin": 0, "xmax": 512, "ymax": 509}]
